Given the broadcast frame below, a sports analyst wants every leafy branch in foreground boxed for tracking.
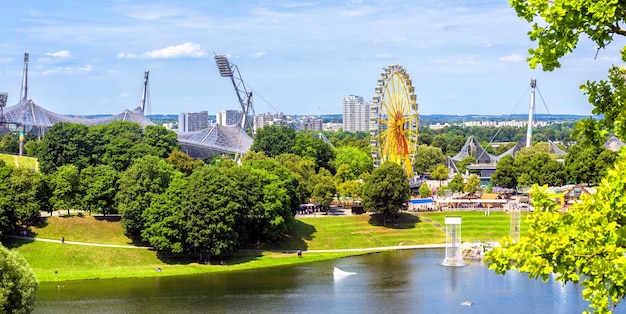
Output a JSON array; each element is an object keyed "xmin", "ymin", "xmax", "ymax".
[{"xmin": 486, "ymin": 149, "xmax": 626, "ymax": 313}]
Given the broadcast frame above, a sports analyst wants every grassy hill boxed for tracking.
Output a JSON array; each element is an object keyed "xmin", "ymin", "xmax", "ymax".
[
  {"xmin": 6, "ymin": 211, "xmax": 524, "ymax": 282},
  {"xmin": 0, "ymin": 153, "xmax": 38, "ymax": 171}
]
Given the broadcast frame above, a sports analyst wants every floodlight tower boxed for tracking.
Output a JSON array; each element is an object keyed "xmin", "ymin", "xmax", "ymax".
[{"xmin": 214, "ymin": 54, "xmax": 255, "ymax": 135}]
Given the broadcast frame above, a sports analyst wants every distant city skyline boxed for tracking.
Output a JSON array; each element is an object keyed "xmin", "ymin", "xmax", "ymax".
[{"xmin": 0, "ymin": 1, "xmax": 618, "ymax": 117}]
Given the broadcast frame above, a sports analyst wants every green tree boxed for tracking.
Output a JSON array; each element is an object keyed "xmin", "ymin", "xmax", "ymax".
[
  {"xmin": 165, "ymin": 149, "xmax": 204, "ymax": 176},
  {"xmin": 446, "ymin": 135, "xmax": 465, "ymax": 156},
  {"xmin": 463, "ymin": 174, "xmax": 482, "ymax": 195},
  {"xmin": 490, "ymin": 154, "xmax": 517, "ymax": 189},
  {"xmin": 116, "ymin": 156, "xmax": 179, "ymax": 236},
  {"xmin": 419, "ymin": 182, "xmax": 431, "ymax": 198},
  {"xmin": 565, "ymin": 144, "xmax": 616, "ymax": 185},
  {"xmin": 228, "ymin": 165, "xmax": 293, "ymax": 243},
  {"xmin": 337, "ymin": 180, "xmax": 361, "ymax": 201},
  {"xmin": 0, "ymin": 134, "xmax": 19, "ymax": 154},
  {"xmin": 413, "ymin": 145, "xmax": 445, "ymax": 174},
  {"xmin": 142, "ymin": 176, "xmax": 188, "ymax": 254},
  {"xmin": 333, "ymin": 146, "xmax": 372, "ymax": 179},
  {"xmin": 143, "ymin": 125, "xmax": 180, "ymax": 159},
  {"xmin": 312, "ymin": 175, "xmax": 336, "ymax": 211},
  {"xmin": 80, "ymin": 165, "xmax": 119, "ymax": 215},
  {"xmin": 361, "ymin": 162, "xmax": 410, "ymax": 224},
  {"xmin": 431, "ymin": 134, "xmax": 447, "ymax": 155},
  {"xmin": 49, "ymin": 164, "xmax": 81, "ymax": 216},
  {"xmin": 487, "ymin": 1, "xmax": 626, "ymax": 312},
  {"xmin": 38, "ymin": 122, "xmax": 90, "ymax": 174},
  {"xmin": 10, "ymin": 168, "xmax": 43, "ymax": 227},
  {"xmin": 448, "ymin": 173, "xmax": 464, "ymax": 193},
  {"xmin": 456, "ymin": 156, "xmax": 476, "ymax": 175},
  {"xmin": 0, "ymin": 245, "xmax": 38, "ymax": 313},
  {"xmin": 293, "ymin": 133, "xmax": 336, "ymax": 173},
  {"xmin": 430, "ymin": 164, "xmax": 449, "ymax": 184},
  {"xmin": 185, "ymin": 166, "xmax": 239, "ymax": 260},
  {"xmin": 250, "ymin": 125, "xmax": 295, "ymax": 157},
  {"xmin": 23, "ymin": 139, "xmax": 43, "ymax": 157}
]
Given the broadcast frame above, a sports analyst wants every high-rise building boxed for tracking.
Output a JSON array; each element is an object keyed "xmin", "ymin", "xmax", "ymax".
[
  {"xmin": 216, "ymin": 110, "xmax": 244, "ymax": 126},
  {"xmin": 178, "ymin": 111, "xmax": 209, "ymax": 132},
  {"xmin": 342, "ymin": 95, "xmax": 370, "ymax": 132}
]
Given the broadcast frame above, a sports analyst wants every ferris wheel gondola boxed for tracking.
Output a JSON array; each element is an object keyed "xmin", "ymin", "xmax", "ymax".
[{"xmin": 369, "ymin": 64, "xmax": 419, "ymax": 176}]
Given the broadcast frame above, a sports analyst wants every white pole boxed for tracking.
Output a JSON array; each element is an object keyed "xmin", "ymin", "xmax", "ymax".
[{"xmin": 526, "ymin": 79, "xmax": 536, "ymax": 148}]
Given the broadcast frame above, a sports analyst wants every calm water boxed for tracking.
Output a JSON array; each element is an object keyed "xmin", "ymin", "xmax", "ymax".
[{"xmin": 34, "ymin": 249, "xmax": 618, "ymax": 314}]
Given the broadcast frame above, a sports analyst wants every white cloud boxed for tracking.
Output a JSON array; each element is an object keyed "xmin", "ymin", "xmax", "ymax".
[
  {"xmin": 45, "ymin": 50, "xmax": 71, "ymax": 58},
  {"xmin": 118, "ymin": 42, "xmax": 207, "ymax": 59},
  {"xmin": 42, "ymin": 64, "xmax": 93, "ymax": 76},
  {"xmin": 119, "ymin": 92, "xmax": 130, "ymax": 98},
  {"xmin": 499, "ymin": 53, "xmax": 524, "ymax": 62}
]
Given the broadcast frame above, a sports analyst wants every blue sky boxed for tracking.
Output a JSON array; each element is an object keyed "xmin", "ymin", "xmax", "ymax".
[{"xmin": 0, "ymin": 0, "xmax": 621, "ymax": 116}]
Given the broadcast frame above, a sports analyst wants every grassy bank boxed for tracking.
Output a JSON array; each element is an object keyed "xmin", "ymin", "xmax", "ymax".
[{"xmin": 7, "ymin": 211, "xmax": 523, "ymax": 282}]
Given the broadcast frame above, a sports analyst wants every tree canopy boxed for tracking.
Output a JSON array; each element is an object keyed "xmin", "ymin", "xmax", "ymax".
[
  {"xmin": 361, "ymin": 162, "xmax": 410, "ymax": 222},
  {"xmin": 487, "ymin": 1, "xmax": 626, "ymax": 312},
  {"xmin": 0, "ymin": 245, "xmax": 38, "ymax": 313}
]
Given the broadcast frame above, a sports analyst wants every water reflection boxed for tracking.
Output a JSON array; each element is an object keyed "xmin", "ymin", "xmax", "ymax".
[{"xmin": 34, "ymin": 249, "xmax": 622, "ymax": 314}]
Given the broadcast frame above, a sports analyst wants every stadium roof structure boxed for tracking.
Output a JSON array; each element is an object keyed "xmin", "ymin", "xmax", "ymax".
[
  {"xmin": 1, "ymin": 98, "xmax": 155, "ymax": 128},
  {"xmin": 178, "ymin": 124, "xmax": 253, "ymax": 159},
  {"xmin": 0, "ymin": 52, "xmax": 253, "ymax": 159}
]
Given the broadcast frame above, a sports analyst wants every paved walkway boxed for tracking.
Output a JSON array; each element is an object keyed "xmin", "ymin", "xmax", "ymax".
[{"xmin": 7, "ymin": 235, "xmax": 446, "ymax": 253}]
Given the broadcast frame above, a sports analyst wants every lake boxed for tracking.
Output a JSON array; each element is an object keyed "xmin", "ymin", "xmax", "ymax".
[{"xmin": 34, "ymin": 249, "xmax": 618, "ymax": 313}]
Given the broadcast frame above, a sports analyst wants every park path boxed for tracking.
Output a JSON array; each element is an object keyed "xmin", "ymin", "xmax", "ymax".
[{"xmin": 7, "ymin": 235, "xmax": 447, "ymax": 253}]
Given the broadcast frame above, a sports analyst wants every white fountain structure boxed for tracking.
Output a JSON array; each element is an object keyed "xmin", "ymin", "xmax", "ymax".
[{"xmin": 442, "ymin": 216, "xmax": 464, "ymax": 266}]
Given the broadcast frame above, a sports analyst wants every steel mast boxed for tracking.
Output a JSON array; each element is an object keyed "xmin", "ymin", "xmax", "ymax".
[
  {"xmin": 525, "ymin": 79, "xmax": 536, "ymax": 148},
  {"xmin": 214, "ymin": 54, "xmax": 255, "ymax": 135}
]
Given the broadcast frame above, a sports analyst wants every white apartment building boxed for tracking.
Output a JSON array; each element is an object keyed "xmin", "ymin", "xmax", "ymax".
[{"xmin": 342, "ymin": 95, "xmax": 370, "ymax": 132}]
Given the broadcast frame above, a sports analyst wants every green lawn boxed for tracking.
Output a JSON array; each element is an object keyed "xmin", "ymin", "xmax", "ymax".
[
  {"xmin": 0, "ymin": 153, "xmax": 38, "ymax": 171},
  {"xmin": 419, "ymin": 211, "xmax": 529, "ymax": 242},
  {"xmin": 7, "ymin": 211, "xmax": 524, "ymax": 282}
]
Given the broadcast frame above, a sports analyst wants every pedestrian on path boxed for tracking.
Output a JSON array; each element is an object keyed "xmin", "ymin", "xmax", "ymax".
[{"xmin": 61, "ymin": 237, "xmax": 65, "ymax": 244}]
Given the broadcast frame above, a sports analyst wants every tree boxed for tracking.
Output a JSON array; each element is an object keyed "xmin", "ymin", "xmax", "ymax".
[
  {"xmin": 487, "ymin": 1, "xmax": 626, "ymax": 312},
  {"xmin": 250, "ymin": 125, "xmax": 295, "ymax": 157},
  {"xmin": 49, "ymin": 164, "xmax": 81, "ymax": 216},
  {"xmin": 463, "ymin": 174, "xmax": 482, "ymax": 195},
  {"xmin": 38, "ymin": 122, "xmax": 90, "ymax": 174},
  {"xmin": 141, "ymin": 176, "xmax": 188, "ymax": 254},
  {"xmin": 487, "ymin": 152, "xmax": 626, "ymax": 313},
  {"xmin": 418, "ymin": 182, "xmax": 431, "ymax": 198},
  {"xmin": 565, "ymin": 144, "xmax": 616, "ymax": 185},
  {"xmin": 490, "ymin": 154, "xmax": 517, "ymax": 189},
  {"xmin": 312, "ymin": 175, "xmax": 336, "ymax": 211},
  {"xmin": 293, "ymin": 133, "xmax": 336, "ymax": 173},
  {"xmin": 80, "ymin": 165, "xmax": 119, "ymax": 215},
  {"xmin": 413, "ymin": 145, "xmax": 445, "ymax": 175},
  {"xmin": 185, "ymin": 166, "xmax": 239, "ymax": 259},
  {"xmin": 337, "ymin": 180, "xmax": 361, "ymax": 201},
  {"xmin": 143, "ymin": 125, "xmax": 180, "ymax": 159},
  {"xmin": 165, "ymin": 149, "xmax": 204, "ymax": 176},
  {"xmin": 0, "ymin": 134, "xmax": 19, "ymax": 154},
  {"xmin": 10, "ymin": 168, "xmax": 43, "ymax": 227},
  {"xmin": 431, "ymin": 134, "xmax": 447, "ymax": 155},
  {"xmin": 448, "ymin": 173, "xmax": 464, "ymax": 193},
  {"xmin": 430, "ymin": 164, "xmax": 449, "ymax": 184},
  {"xmin": 455, "ymin": 156, "xmax": 476, "ymax": 175},
  {"xmin": 361, "ymin": 162, "xmax": 410, "ymax": 224},
  {"xmin": 116, "ymin": 156, "xmax": 179, "ymax": 236},
  {"xmin": 333, "ymin": 146, "xmax": 372, "ymax": 179},
  {"xmin": 446, "ymin": 135, "xmax": 465, "ymax": 156},
  {"xmin": 0, "ymin": 245, "xmax": 38, "ymax": 313}
]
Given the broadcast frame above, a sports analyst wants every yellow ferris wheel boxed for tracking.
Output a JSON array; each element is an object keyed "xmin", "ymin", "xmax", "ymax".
[{"xmin": 370, "ymin": 64, "xmax": 419, "ymax": 176}]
